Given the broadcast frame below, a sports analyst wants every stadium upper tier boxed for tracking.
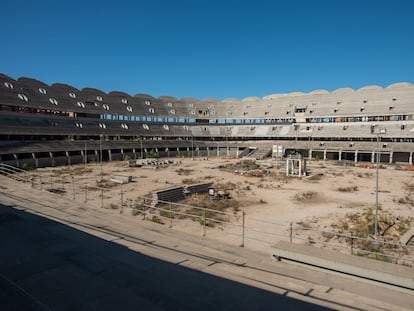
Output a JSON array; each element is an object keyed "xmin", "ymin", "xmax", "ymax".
[{"xmin": 1, "ymin": 73, "xmax": 413, "ymax": 126}]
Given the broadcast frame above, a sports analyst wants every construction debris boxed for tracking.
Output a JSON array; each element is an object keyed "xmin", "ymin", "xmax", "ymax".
[{"xmin": 110, "ymin": 175, "xmax": 132, "ymax": 184}]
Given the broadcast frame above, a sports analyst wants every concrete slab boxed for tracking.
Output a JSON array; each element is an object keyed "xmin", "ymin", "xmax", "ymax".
[{"xmin": 273, "ymin": 241, "xmax": 414, "ymax": 289}]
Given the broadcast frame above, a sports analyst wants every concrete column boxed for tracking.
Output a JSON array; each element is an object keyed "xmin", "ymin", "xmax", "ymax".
[
  {"xmin": 32, "ymin": 153, "xmax": 38, "ymax": 168},
  {"xmin": 323, "ymin": 149, "xmax": 327, "ymax": 160},
  {"xmin": 227, "ymin": 146, "xmax": 229, "ymax": 156},
  {"xmin": 389, "ymin": 151, "xmax": 393, "ymax": 164},
  {"xmin": 338, "ymin": 150, "xmax": 342, "ymax": 161},
  {"xmin": 217, "ymin": 147, "xmax": 219, "ymax": 157},
  {"xmin": 65, "ymin": 151, "xmax": 71, "ymax": 166},
  {"xmin": 409, "ymin": 152, "xmax": 413, "ymax": 165},
  {"xmin": 207, "ymin": 147, "xmax": 210, "ymax": 157},
  {"xmin": 309, "ymin": 149, "xmax": 312, "ymax": 160},
  {"xmin": 108, "ymin": 149, "xmax": 112, "ymax": 161},
  {"xmin": 13, "ymin": 154, "xmax": 18, "ymax": 167},
  {"xmin": 286, "ymin": 159, "xmax": 290, "ymax": 176},
  {"xmin": 49, "ymin": 152, "xmax": 55, "ymax": 167},
  {"xmin": 236, "ymin": 147, "xmax": 239, "ymax": 158},
  {"xmin": 299, "ymin": 159, "xmax": 302, "ymax": 176},
  {"xmin": 371, "ymin": 151, "xmax": 375, "ymax": 163},
  {"xmin": 354, "ymin": 150, "xmax": 358, "ymax": 163}
]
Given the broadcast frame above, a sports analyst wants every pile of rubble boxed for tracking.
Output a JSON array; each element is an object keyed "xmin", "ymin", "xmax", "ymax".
[
  {"xmin": 128, "ymin": 159, "xmax": 182, "ymax": 168},
  {"xmin": 217, "ymin": 158, "xmax": 273, "ymax": 178}
]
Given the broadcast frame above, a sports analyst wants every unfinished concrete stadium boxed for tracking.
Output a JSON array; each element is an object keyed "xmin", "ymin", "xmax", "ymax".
[{"xmin": 1, "ymin": 73, "xmax": 414, "ymax": 310}]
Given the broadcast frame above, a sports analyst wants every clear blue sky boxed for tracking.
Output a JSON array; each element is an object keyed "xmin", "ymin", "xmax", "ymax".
[{"xmin": 1, "ymin": 0, "xmax": 413, "ymax": 100}]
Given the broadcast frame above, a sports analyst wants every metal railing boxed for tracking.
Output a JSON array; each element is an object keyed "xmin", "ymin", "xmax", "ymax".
[
  {"xmin": 1, "ymin": 163, "xmax": 413, "ymax": 265},
  {"xmin": 0, "ymin": 163, "xmax": 32, "ymax": 183}
]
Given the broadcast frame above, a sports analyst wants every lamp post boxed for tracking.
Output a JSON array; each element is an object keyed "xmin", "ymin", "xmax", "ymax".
[
  {"xmin": 84, "ymin": 141, "xmax": 87, "ymax": 170},
  {"xmin": 140, "ymin": 135, "xmax": 143, "ymax": 159},
  {"xmin": 191, "ymin": 135, "xmax": 194, "ymax": 159},
  {"xmin": 226, "ymin": 135, "xmax": 228, "ymax": 157},
  {"xmin": 100, "ymin": 134, "xmax": 103, "ymax": 181},
  {"xmin": 374, "ymin": 127, "xmax": 386, "ymax": 236}
]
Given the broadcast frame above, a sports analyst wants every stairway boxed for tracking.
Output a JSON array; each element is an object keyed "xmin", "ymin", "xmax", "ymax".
[{"xmin": 245, "ymin": 144, "xmax": 273, "ymax": 159}]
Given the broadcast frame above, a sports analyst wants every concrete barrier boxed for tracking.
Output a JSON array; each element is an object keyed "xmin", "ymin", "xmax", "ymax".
[
  {"xmin": 400, "ymin": 228, "xmax": 414, "ymax": 246},
  {"xmin": 110, "ymin": 175, "xmax": 132, "ymax": 184},
  {"xmin": 273, "ymin": 241, "xmax": 414, "ymax": 289}
]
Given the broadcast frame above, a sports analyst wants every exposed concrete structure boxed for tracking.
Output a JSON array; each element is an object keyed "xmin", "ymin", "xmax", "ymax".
[
  {"xmin": 273, "ymin": 241, "xmax": 414, "ymax": 290},
  {"xmin": 286, "ymin": 155, "xmax": 307, "ymax": 177},
  {"xmin": 0, "ymin": 74, "xmax": 414, "ymax": 168}
]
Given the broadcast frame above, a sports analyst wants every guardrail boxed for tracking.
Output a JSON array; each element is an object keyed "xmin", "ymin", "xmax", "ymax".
[{"xmin": 1, "ymin": 162, "xmax": 413, "ymax": 265}]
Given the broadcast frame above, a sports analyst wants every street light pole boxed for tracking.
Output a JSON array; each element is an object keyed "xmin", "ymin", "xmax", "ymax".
[
  {"xmin": 375, "ymin": 133, "xmax": 380, "ymax": 236},
  {"xmin": 100, "ymin": 134, "xmax": 103, "ymax": 181},
  {"xmin": 84, "ymin": 141, "xmax": 87, "ymax": 170},
  {"xmin": 374, "ymin": 127, "xmax": 386, "ymax": 237},
  {"xmin": 140, "ymin": 136, "xmax": 143, "ymax": 159},
  {"xmin": 191, "ymin": 135, "xmax": 194, "ymax": 159}
]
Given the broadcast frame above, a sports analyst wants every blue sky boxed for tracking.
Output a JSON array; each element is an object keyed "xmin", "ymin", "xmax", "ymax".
[{"xmin": 1, "ymin": 0, "xmax": 413, "ymax": 100}]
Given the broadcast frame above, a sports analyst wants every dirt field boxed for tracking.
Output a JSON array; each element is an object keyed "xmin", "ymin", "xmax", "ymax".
[{"xmin": 35, "ymin": 157, "xmax": 414, "ymax": 255}]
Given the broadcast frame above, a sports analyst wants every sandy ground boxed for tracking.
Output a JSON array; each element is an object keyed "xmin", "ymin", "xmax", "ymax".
[{"xmin": 34, "ymin": 157, "xmax": 414, "ymax": 253}]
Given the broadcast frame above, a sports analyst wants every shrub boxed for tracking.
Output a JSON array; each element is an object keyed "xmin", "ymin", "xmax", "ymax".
[
  {"xmin": 337, "ymin": 186, "xmax": 358, "ymax": 192},
  {"xmin": 147, "ymin": 149, "xmax": 158, "ymax": 158},
  {"xmin": 182, "ymin": 178, "xmax": 197, "ymax": 184},
  {"xmin": 150, "ymin": 215, "xmax": 164, "ymax": 224},
  {"xmin": 176, "ymin": 168, "xmax": 193, "ymax": 176}
]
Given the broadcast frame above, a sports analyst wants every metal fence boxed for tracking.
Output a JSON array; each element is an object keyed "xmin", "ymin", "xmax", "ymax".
[{"xmin": 1, "ymin": 162, "xmax": 413, "ymax": 265}]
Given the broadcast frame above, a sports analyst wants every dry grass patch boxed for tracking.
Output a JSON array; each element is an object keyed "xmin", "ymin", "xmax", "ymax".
[
  {"xmin": 357, "ymin": 172, "xmax": 373, "ymax": 178},
  {"xmin": 306, "ymin": 173, "xmax": 324, "ymax": 181},
  {"xmin": 294, "ymin": 191, "xmax": 318, "ymax": 201},
  {"xmin": 182, "ymin": 178, "xmax": 198, "ymax": 184},
  {"xmin": 176, "ymin": 168, "xmax": 193, "ymax": 176},
  {"xmin": 52, "ymin": 166, "xmax": 93, "ymax": 176},
  {"xmin": 337, "ymin": 185, "xmax": 358, "ymax": 192}
]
